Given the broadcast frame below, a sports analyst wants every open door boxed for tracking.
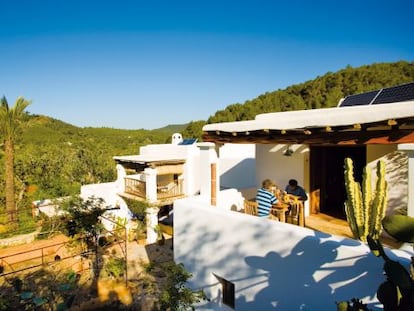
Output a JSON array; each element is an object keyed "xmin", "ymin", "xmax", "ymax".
[{"xmin": 310, "ymin": 145, "xmax": 366, "ymax": 219}]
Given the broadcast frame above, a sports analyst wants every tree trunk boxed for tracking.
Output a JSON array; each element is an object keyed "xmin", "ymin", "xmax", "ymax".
[{"xmin": 5, "ymin": 137, "xmax": 16, "ymax": 223}]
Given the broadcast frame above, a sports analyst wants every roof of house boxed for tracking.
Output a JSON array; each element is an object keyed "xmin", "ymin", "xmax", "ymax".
[
  {"xmin": 202, "ymin": 84, "xmax": 414, "ymax": 145},
  {"xmin": 113, "ymin": 154, "xmax": 186, "ymax": 166}
]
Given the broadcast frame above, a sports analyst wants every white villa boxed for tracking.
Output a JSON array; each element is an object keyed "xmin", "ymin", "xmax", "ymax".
[
  {"xmin": 80, "ymin": 133, "xmax": 252, "ymax": 242},
  {"xmin": 173, "ymin": 82, "xmax": 414, "ymax": 310}
]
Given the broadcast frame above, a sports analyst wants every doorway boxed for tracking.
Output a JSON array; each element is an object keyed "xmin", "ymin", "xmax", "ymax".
[{"xmin": 310, "ymin": 145, "xmax": 366, "ymax": 219}]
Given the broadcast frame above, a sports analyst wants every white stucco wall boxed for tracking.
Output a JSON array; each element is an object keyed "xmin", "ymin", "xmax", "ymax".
[
  {"xmin": 367, "ymin": 145, "xmax": 408, "ymax": 215},
  {"xmin": 256, "ymin": 144, "xmax": 310, "ymax": 215},
  {"xmin": 219, "ymin": 144, "xmax": 256, "ymax": 190},
  {"xmin": 255, "ymin": 144, "xmax": 308, "ymax": 191},
  {"xmin": 80, "ymin": 182, "xmax": 133, "ymax": 231},
  {"xmin": 398, "ymin": 143, "xmax": 414, "ymax": 217},
  {"xmin": 173, "ymin": 197, "xmax": 413, "ymax": 310},
  {"xmin": 183, "ymin": 145, "xmax": 201, "ymax": 196}
]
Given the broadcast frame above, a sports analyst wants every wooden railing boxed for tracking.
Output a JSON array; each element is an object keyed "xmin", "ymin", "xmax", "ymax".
[
  {"xmin": 124, "ymin": 177, "xmax": 146, "ymax": 198},
  {"xmin": 157, "ymin": 179, "xmax": 184, "ymax": 200},
  {"xmin": 124, "ymin": 177, "xmax": 184, "ymax": 201}
]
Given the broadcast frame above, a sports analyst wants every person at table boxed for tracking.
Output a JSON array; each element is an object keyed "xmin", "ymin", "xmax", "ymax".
[
  {"xmin": 256, "ymin": 179, "xmax": 278, "ymax": 217},
  {"xmin": 285, "ymin": 179, "xmax": 308, "ymax": 201}
]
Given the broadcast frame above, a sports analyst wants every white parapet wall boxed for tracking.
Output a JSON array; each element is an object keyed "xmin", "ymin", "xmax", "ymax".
[{"xmin": 173, "ymin": 196, "xmax": 413, "ymax": 310}]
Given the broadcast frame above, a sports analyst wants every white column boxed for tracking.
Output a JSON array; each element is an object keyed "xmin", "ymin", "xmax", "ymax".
[
  {"xmin": 115, "ymin": 164, "xmax": 126, "ymax": 193},
  {"xmin": 144, "ymin": 167, "xmax": 157, "ymax": 203},
  {"xmin": 398, "ymin": 144, "xmax": 414, "ymax": 217},
  {"xmin": 146, "ymin": 207, "xmax": 159, "ymax": 244},
  {"xmin": 198, "ymin": 143, "xmax": 219, "ymax": 202}
]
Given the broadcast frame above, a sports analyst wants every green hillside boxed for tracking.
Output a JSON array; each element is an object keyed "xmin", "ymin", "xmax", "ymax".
[
  {"xmin": 207, "ymin": 61, "xmax": 414, "ymax": 124},
  {"xmin": 1, "ymin": 115, "xmax": 180, "ymax": 205}
]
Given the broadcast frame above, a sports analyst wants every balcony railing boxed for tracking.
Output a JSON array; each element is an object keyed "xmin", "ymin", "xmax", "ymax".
[
  {"xmin": 124, "ymin": 176, "xmax": 184, "ymax": 201},
  {"xmin": 157, "ymin": 179, "xmax": 184, "ymax": 200},
  {"xmin": 124, "ymin": 177, "xmax": 146, "ymax": 198}
]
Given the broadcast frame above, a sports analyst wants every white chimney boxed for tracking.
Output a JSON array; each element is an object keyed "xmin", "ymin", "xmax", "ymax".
[{"xmin": 171, "ymin": 133, "xmax": 183, "ymax": 145}]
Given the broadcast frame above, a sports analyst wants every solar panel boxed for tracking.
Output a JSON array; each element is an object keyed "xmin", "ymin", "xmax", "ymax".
[
  {"xmin": 339, "ymin": 90, "xmax": 379, "ymax": 107},
  {"xmin": 372, "ymin": 82, "xmax": 414, "ymax": 105},
  {"xmin": 338, "ymin": 82, "xmax": 414, "ymax": 107},
  {"xmin": 178, "ymin": 138, "xmax": 198, "ymax": 145}
]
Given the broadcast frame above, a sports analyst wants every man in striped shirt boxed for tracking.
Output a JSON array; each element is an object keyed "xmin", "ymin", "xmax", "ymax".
[{"xmin": 256, "ymin": 179, "xmax": 278, "ymax": 217}]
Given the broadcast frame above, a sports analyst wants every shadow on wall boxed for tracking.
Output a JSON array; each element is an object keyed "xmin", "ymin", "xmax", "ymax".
[
  {"xmin": 383, "ymin": 151, "xmax": 408, "ymax": 214},
  {"xmin": 238, "ymin": 232, "xmax": 393, "ymax": 310},
  {"xmin": 220, "ymin": 158, "xmax": 256, "ymax": 189},
  {"xmin": 173, "ymin": 200, "xmax": 413, "ymax": 310}
]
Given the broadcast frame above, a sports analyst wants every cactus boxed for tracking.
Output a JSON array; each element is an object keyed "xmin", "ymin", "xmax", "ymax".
[
  {"xmin": 367, "ymin": 214, "xmax": 414, "ymax": 311},
  {"xmin": 344, "ymin": 158, "xmax": 363, "ymax": 239},
  {"xmin": 343, "ymin": 158, "xmax": 387, "ymax": 242}
]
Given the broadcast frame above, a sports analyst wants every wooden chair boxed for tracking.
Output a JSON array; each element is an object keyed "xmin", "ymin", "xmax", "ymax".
[
  {"xmin": 268, "ymin": 209, "xmax": 279, "ymax": 221},
  {"xmin": 285, "ymin": 195, "xmax": 305, "ymax": 227},
  {"xmin": 244, "ymin": 200, "xmax": 258, "ymax": 216},
  {"xmin": 244, "ymin": 200, "xmax": 279, "ymax": 221}
]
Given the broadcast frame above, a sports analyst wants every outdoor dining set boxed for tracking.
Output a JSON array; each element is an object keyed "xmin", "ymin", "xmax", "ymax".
[{"xmin": 243, "ymin": 192, "xmax": 305, "ymax": 227}]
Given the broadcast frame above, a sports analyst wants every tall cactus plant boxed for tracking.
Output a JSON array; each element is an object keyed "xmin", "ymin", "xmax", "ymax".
[{"xmin": 344, "ymin": 158, "xmax": 387, "ymax": 242}]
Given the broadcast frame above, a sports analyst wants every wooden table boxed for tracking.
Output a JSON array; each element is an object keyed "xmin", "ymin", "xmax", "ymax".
[{"xmin": 271, "ymin": 203, "xmax": 290, "ymax": 222}]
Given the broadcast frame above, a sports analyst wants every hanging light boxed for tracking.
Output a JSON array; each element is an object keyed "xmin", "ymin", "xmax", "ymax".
[{"xmin": 283, "ymin": 145, "xmax": 294, "ymax": 156}]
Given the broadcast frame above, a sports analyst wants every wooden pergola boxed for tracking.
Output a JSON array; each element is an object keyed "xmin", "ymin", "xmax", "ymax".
[
  {"xmin": 203, "ymin": 117, "xmax": 414, "ymax": 145},
  {"xmin": 202, "ymin": 100, "xmax": 414, "ymax": 146}
]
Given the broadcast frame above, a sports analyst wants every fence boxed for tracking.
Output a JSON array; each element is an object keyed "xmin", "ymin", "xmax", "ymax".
[{"xmin": 0, "ymin": 215, "xmax": 128, "ymax": 284}]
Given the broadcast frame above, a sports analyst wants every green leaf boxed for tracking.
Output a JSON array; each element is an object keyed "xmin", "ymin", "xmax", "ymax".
[
  {"xmin": 20, "ymin": 291, "xmax": 33, "ymax": 300},
  {"xmin": 58, "ymin": 283, "xmax": 72, "ymax": 291},
  {"xmin": 33, "ymin": 296, "xmax": 47, "ymax": 306},
  {"xmin": 382, "ymin": 215, "xmax": 414, "ymax": 243}
]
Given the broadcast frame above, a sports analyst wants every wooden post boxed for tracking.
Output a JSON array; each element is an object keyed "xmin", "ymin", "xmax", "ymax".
[{"xmin": 211, "ymin": 163, "xmax": 216, "ymax": 206}]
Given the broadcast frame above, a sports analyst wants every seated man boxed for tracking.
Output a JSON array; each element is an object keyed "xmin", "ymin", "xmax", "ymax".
[
  {"xmin": 256, "ymin": 179, "xmax": 278, "ymax": 217},
  {"xmin": 285, "ymin": 179, "xmax": 308, "ymax": 201}
]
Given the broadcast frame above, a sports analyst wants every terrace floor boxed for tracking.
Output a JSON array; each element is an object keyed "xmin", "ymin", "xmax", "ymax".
[
  {"xmin": 305, "ymin": 213, "xmax": 353, "ymax": 238},
  {"xmin": 306, "ymin": 213, "xmax": 401, "ymax": 249}
]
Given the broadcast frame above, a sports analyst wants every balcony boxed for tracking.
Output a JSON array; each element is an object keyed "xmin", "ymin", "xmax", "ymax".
[{"xmin": 123, "ymin": 175, "xmax": 184, "ymax": 204}]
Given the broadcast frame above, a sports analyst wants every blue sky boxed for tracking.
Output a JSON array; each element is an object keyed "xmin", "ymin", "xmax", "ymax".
[{"xmin": 1, "ymin": 0, "xmax": 413, "ymax": 130}]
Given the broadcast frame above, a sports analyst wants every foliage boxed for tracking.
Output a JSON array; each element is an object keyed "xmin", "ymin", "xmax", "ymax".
[
  {"xmin": 344, "ymin": 158, "xmax": 387, "ymax": 242},
  {"xmin": 37, "ymin": 214, "xmax": 66, "ymax": 240},
  {"xmin": 181, "ymin": 120, "xmax": 206, "ymax": 141},
  {"xmin": 123, "ymin": 197, "xmax": 149, "ymax": 220},
  {"xmin": 0, "ymin": 207, "xmax": 38, "ymax": 238},
  {"xmin": 158, "ymin": 262, "xmax": 206, "ymax": 311},
  {"xmin": 155, "ymin": 224, "xmax": 166, "ymax": 245},
  {"xmin": 0, "ymin": 268, "xmax": 81, "ymax": 310},
  {"xmin": 61, "ymin": 196, "xmax": 107, "ymax": 237},
  {"xmin": 367, "ymin": 214, "xmax": 414, "ymax": 311},
  {"xmin": 0, "ymin": 96, "xmax": 31, "ymax": 224},
  {"xmin": 133, "ymin": 219, "xmax": 146, "ymax": 241},
  {"xmin": 102, "ymin": 257, "xmax": 126, "ymax": 279},
  {"xmin": 1, "ymin": 116, "xmax": 176, "ymax": 206},
  {"xmin": 207, "ymin": 61, "xmax": 414, "ymax": 125},
  {"xmin": 338, "ymin": 215, "xmax": 414, "ymax": 311},
  {"xmin": 382, "ymin": 215, "xmax": 414, "ymax": 244}
]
